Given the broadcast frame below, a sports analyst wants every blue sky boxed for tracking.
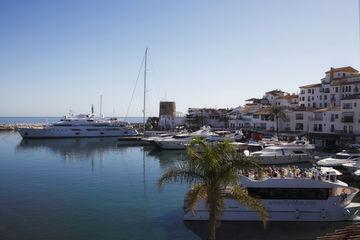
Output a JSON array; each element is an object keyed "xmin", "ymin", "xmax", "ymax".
[{"xmin": 0, "ymin": 0, "xmax": 359, "ymax": 117}]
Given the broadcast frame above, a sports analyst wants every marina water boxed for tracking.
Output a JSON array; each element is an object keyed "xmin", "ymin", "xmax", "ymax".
[{"xmin": 0, "ymin": 131, "xmax": 359, "ymax": 239}]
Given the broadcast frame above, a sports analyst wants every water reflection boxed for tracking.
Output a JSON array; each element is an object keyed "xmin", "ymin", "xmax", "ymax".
[
  {"xmin": 145, "ymin": 148, "xmax": 186, "ymax": 169},
  {"xmin": 185, "ymin": 221, "xmax": 353, "ymax": 240},
  {"xmin": 16, "ymin": 138, "xmax": 145, "ymax": 170}
]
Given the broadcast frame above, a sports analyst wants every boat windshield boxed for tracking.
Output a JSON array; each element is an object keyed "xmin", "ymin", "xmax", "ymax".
[{"xmin": 262, "ymin": 148, "xmax": 280, "ymax": 152}]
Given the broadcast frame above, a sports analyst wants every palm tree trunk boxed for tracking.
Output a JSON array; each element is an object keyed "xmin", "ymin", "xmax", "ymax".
[
  {"xmin": 209, "ymin": 199, "xmax": 217, "ymax": 240},
  {"xmin": 207, "ymin": 188, "xmax": 218, "ymax": 240}
]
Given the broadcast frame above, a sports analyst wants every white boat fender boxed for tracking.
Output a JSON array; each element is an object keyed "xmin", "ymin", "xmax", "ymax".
[
  {"xmin": 295, "ymin": 209, "xmax": 300, "ymax": 219},
  {"xmin": 244, "ymin": 150, "xmax": 250, "ymax": 156},
  {"xmin": 321, "ymin": 209, "xmax": 326, "ymax": 219}
]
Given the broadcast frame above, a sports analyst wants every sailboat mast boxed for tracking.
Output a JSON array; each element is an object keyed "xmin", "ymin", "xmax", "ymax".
[
  {"xmin": 143, "ymin": 48, "xmax": 148, "ymax": 136},
  {"xmin": 100, "ymin": 94, "xmax": 103, "ymax": 118}
]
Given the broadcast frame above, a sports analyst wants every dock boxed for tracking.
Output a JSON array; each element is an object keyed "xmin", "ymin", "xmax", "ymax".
[{"xmin": 318, "ymin": 222, "xmax": 360, "ymax": 239}]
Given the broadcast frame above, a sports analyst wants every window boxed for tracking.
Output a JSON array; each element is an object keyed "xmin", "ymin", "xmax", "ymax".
[
  {"xmin": 295, "ymin": 123, "xmax": 303, "ymax": 130},
  {"xmin": 343, "ymin": 103, "xmax": 352, "ymax": 109},
  {"xmin": 336, "ymin": 87, "xmax": 338, "ymax": 93},
  {"xmin": 247, "ymin": 188, "xmax": 329, "ymax": 200},
  {"xmin": 344, "ymin": 125, "xmax": 347, "ymax": 133},
  {"xmin": 312, "ymin": 89, "xmax": 314, "ymax": 94},
  {"xmin": 320, "ymin": 103, "xmax": 322, "ymax": 108},
  {"xmin": 314, "ymin": 112, "xmax": 323, "ymax": 121},
  {"xmin": 313, "ymin": 103, "xmax": 316, "ymax": 108},
  {"xmin": 293, "ymin": 150, "xmax": 304, "ymax": 154},
  {"xmin": 308, "ymin": 89, "xmax": 311, "ymax": 93},
  {"xmin": 319, "ymin": 124, "xmax": 322, "ymax": 131},
  {"xmin": 295, "ymin": 114, "xmax": 304, "ymax": 120},
  {"xmin": 349, "ymin": 86, "xmax": 352, "ymax": 92},
  {"xmin": 324, "ymin": 95, "xmax": 327, "ymax": 100},
  {"xmin": 335, "ymin": 114, "xmax": 339, "ymax": 119},
  {"xmin": 308, "ymin": 96, "xmax": 310, "ymax": 101},
  {"xmin": 324, "ymin": 103, "xmax": 327, "ymax": 108},
  {"xmin": 355, "ymin": 103, "xmax": 357, "ymax": 107},
  {"xmin": 349, "ymin": 126, "xmax": 353, "ymax": 134},
  {"xmin": 331, "ymin": 125, "xmax": 335, "ymax": 132},
  {"xmin": 320, "ymin": 96, "xmax": 322, "ymax": 100}
]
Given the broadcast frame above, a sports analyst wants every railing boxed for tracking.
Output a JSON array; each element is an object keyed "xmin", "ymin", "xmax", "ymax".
[{"xmin": 313, "ymin": 128, "xmax": 323, "ymax": 132}]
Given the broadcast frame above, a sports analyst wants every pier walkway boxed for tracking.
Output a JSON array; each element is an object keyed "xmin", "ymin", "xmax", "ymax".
[{"xmin": 318, "ymin": 222, "xmax": 360, "ymax": 239}]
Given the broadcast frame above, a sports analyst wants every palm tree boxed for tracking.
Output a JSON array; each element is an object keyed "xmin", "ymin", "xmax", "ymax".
[
  {"xmin": 158, "ymin": 138, "xmax": 268, "ymax": 240},
  {"xmin": 270, "ymin": 105, "xmax": 287, "ymax": 138}
]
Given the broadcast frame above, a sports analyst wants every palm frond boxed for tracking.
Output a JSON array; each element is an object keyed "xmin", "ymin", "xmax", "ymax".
[
  {"xmin": 185, "ymin": 183, "xmax": 207, "ymax": 215},
  {"xmin": 230, "ymin": 185, "xmax": 269, "ymax": 227},
  {"xmin": 158, "ymin": 166, "xmax": 205, "ymax": 190}
]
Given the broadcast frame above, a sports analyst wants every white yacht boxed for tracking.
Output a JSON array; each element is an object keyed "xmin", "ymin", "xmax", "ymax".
[
  {"xmin": 261, "ymin": 138, "xmax": 315, "ymax": 150},
  {"xmin": 184, "ymin": 170, "xmax": 360, "ymax": 222},
  {"xmin": 316, "ymin": 150, "xmax": 360, "ymax": 169},
  {"xmin": 17, "ymin": 114, "xmax": 139, "ymax": 139},
  {"xmin": 250, "ymin": 146, "xmax": 312, "ymax": 165},
  {"xmin": 342, "ymin": 161, "xmax": 360, "ymax": 178},
  {"xmin": 153, "ymin": 127, "xmax": 222, "ymax": 150}
]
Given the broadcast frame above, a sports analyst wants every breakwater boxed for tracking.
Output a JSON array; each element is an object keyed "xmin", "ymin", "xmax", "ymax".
[{"xmin": 0, "ymin": 124, "xmax": 44, "ymax": 131}]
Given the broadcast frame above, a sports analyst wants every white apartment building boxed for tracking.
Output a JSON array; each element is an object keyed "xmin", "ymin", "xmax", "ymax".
[
  {"xmin": 299, "ymin": 66, "xmax": 359, "ymax": 108},
  {"xmin": 341, "ymin": 94, "xmax": 360, "ymax": 136},
  {"xmin": 263, "ymin": 90, "xmax": 286, "ymax": 105},
  {"xmin": 231, "ymin": 67, "xmax": 360, "ymax": 147}
]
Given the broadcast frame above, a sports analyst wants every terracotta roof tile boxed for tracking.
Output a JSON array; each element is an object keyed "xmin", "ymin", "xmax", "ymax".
[
  {"xmin": 299, "ymin": 83, "xmax": 322, "ymax": 89},
  {"xmin": 325, "ymin": 66, "xmax": 358, "ymax": 73}
]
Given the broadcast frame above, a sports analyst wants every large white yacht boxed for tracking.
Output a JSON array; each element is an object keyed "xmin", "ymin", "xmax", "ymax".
[
  {"xmin": 153, "ymin": 127, "xmax": 222, "ymax": 150},
  {"xmin": 316, "ymin": 150, "xmax": 360, "ymax": 170},
  {"xmin": 250, "ymin": 145, "xmax": 312, "ymax": 165},
  {"xmin": 17, "ymin": 114, "xmax": 139, "ymax": 139},
  {"xmin": 184, "ymin": 170, "xmax": 360, "ymax": 222}
]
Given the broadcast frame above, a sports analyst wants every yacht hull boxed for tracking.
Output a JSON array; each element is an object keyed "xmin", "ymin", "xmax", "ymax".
[
  {"xmin": 18, "ymin": 128, "xmax": 139, "ymax": 139},
  {"xmin": 257, "ymin": 155, "xmax": 312, "ymax": 165},
  {"xmin": 184, "ymin": 201, "xmax": 360, "ymax": 222},
  {"xmin": 154, "ymin": 140, "xmax": 188, "ymax": 150}
]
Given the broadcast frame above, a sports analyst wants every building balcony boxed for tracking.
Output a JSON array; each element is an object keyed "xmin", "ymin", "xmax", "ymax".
[
  {"xmin": 313, "ymin": 127, "xmax": 323, "ymax": 132},
  {"xmin": 341, "ymin": 117, "xmax": 354, "ymax": 123}
]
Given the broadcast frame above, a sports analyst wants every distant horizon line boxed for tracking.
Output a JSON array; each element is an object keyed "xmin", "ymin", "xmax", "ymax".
[{"xmin": 0, "ymin": 116, "xmax": 149, "ymax": 118}]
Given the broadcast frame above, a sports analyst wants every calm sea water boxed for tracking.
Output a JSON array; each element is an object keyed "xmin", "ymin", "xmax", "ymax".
[
  {"xmin": 0, "ymin": 132, "xmax": 358, "ymax": 240},
  {"xmin": 0, "ymin": 117, "xmax": 144, "ymax": 124}
]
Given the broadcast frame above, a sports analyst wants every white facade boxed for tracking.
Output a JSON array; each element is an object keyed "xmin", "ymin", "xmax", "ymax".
[{"xmin": 158, "ymin": 115, "xmax": 185, "ymax": 130}]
